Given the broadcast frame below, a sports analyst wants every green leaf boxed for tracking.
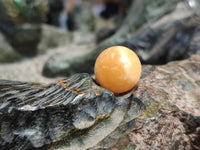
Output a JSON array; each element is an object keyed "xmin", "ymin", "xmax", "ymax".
[{"xmin": 13, "ymin": 0, "xmax": 25, "ymax": 12}]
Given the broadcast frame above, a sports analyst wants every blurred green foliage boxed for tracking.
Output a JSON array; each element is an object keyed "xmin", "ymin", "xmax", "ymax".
[{"xmin": 0, "ymin": 0, "xmax": 48, "ymax": 24}]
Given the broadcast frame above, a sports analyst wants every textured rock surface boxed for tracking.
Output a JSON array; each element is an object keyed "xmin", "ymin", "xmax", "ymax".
[
  {"xmin": 0, "ymin": 74, "xmax": 146, "ymax": 150},
  {"xmin": 0, "ymin": 53, "xmax": 199, "ymax": 149},
  {"xmin": 135, "ymin": 55, "xmax": 200, "ymax": 116},
  {"xmin": 111, "ymin": 112, "xmax": 200, "ymax": 150},
  {"xmin": 129, "ymin": 112, "xmax": 200, "ymax": 150},
  {"xmin": 110, "ymin": 55, "xmax": 200, "ymax": 150},
  {"xmin": 0, "ymin": 1, "xmax": 199, "ymax": 149}
]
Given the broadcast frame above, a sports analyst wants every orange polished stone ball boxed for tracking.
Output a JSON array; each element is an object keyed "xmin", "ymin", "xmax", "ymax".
[{"xmin": 94, "ymin": 46, "xmax": 142, "ymax": 93}]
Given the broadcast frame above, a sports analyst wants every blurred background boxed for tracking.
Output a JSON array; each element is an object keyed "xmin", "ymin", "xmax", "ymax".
[{"xmin": 0, "ymin": 0, "xmax": 199, "ymax": 82}]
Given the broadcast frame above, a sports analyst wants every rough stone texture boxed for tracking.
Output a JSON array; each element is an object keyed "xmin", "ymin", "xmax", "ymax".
[
  {"xmin": 111, "ymin": 112, "xmax": 200, "ymax": 150},
  {"xmin": 0, "ymin": 32, "xmax": 21, "ymax": 63},
  {"xmin": 0, "ymin": 53, "xmax": 199, "ymax": 149},
  {"xmin": 0, "ymin": 1, "xmax": 199, "ymax": 149},
  {"xmin": 110, "ymin": 55, "xmax": 200, "ymax": 150},
  {"xmin": 0, "ymin": 73, "xmax": 146, "ymax": 150},
  {"xmin": 135, "ymin": 55, "xmax": 200, "ymax": 116},
  {"xmin": 128, "ymin": 112, "xmax": 200, "ymax": 150}
]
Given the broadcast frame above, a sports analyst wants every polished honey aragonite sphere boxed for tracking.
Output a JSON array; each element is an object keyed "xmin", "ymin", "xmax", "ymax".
[{"xmin": 94, "ymin": 46, "xmax": 142, "ymax": 93}]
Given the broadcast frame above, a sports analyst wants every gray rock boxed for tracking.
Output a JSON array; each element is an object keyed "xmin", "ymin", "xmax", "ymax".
[
  {"xmin": 120, "ymin": 2, "xmax": 200, "ymax": 64},
  {"xmin": 37, "ymin": 25, "xmax": 72, "ymax": 54},
  {"xmin": 42, "ymin": 44, "xmax": 95, "ymax": 77},
  {"xmin": 0, "ymin": 23, "xmax": 72, "ymax": 57},
  {"xmin": 47, "ymin": 0, "xmax": 186, "ymax": 75},
  {"xmin": 0, "ymin": 74, "xmax": 145, "ymax": 149},
  {"xmin": 0, "ymin": 0, "xmax": 48, "ymax": 56},
  {"xmin": 127, "ymin": 54, "xmax": 200, "ymax": 150},
  {"xmin": 0, "ymin": 32, "xmax": 21, "ymax": 63},
  {"xmin": 187, "ymin": 27, "xmax": 200, "ymax": 56},
  {"xmin": 0, "ymin": 24, "xmax": 41, "ymax": 56},
  {"xmin": 69, "ymin": 1, "xmax": 95, "ymax": 32},
  {"xmin": 99, "ymin": 54, "xmax": 200, "ymax": 149},
  {"xmin": 72, "ymin": 31, "xmax": 96, "ymax": 45},
  {"xmin": 96, "ymin": 27, "xmax": 116, "ymax": 44},
  {"xmin": 0, "ymin": 55, "xmax": 200, "ymax": 149},
  {"xmin": 0, "ymin": 23, "xmax": 42, "ymax": 56}
]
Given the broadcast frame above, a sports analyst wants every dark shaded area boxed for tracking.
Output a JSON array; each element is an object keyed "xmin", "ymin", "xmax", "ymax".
[
  {"xmin": 178, "ymin": 112, "xmax": 200, "ymax": 149},
  {"xmin": 96, "ymin": 28, "xmax": 116, "ymax": 44},
  {"xmin": 0, "ymin": 24, "xmax": 41, "ymax": 56},
  {"xmin": 46, "ymin": 0, "xmax": 63, "ymax": 26},
  {"xmin": 0, "ymin": 0, "xmax": 47, "ymax": 57},
  {"xmin": 120, "ymin": 26, "xmax": 196, "ymax": 64},
  {"xmin": 101, "ymin": 2, "xmax": 119, "ymax": 19}
]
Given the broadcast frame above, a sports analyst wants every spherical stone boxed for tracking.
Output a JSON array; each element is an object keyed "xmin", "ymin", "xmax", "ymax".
[{"xmin": 94, "ymin": 46, "xmax": 142, "ymax": 93}]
